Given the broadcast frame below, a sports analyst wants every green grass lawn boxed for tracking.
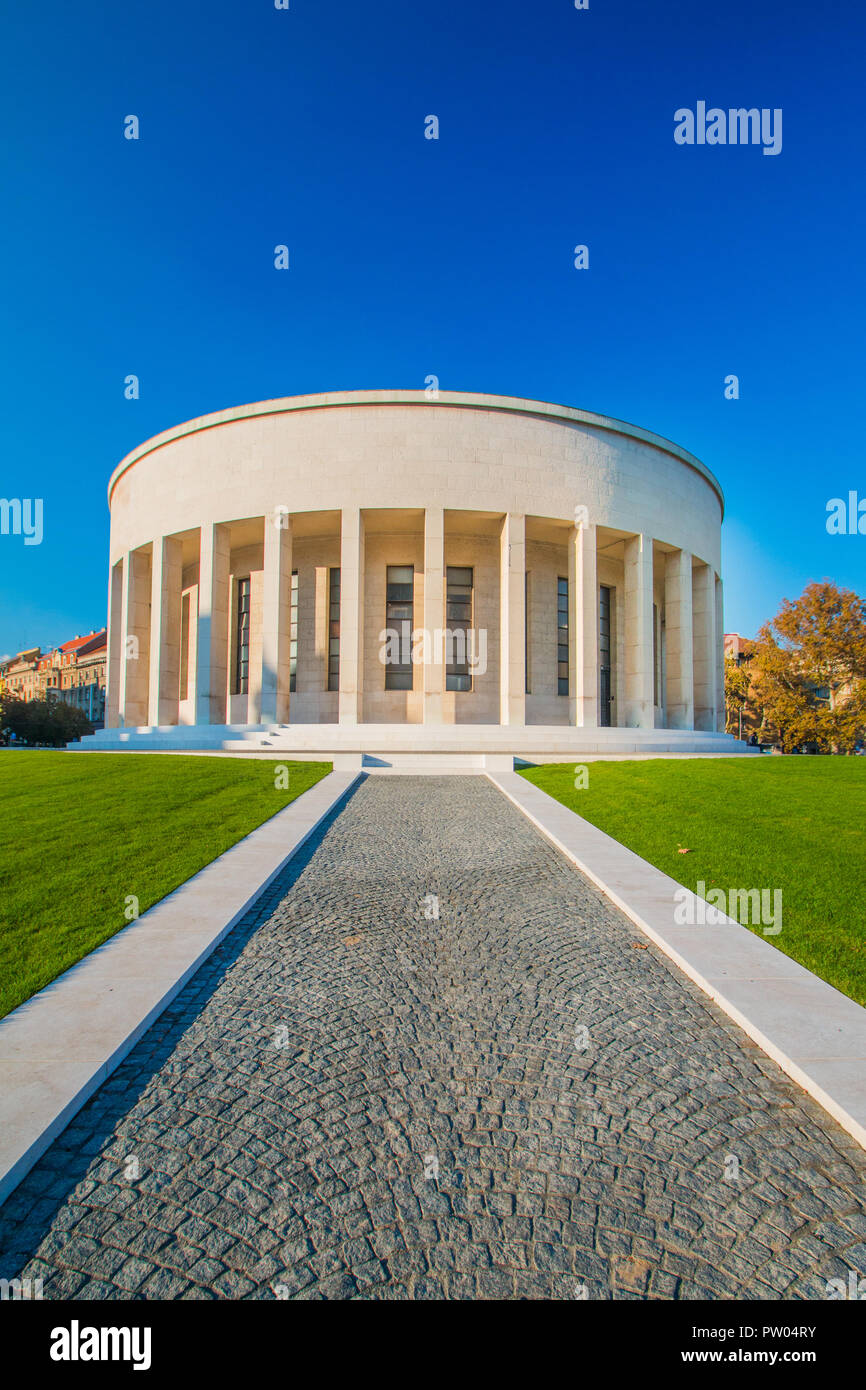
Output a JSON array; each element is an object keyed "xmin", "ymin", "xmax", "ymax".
[
  {"xmin": 519, "ymin": 758, "xmax": 866, "ymax": 1006},
  {"xmin": 0, "ymin": 752, "xmax": 331, "ymax": 1019}
]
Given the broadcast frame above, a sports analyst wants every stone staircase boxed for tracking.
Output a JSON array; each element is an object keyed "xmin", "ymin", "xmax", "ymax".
[{"xmin": 71, "ymin": 722, "xmax": 758, "ymax": 767}]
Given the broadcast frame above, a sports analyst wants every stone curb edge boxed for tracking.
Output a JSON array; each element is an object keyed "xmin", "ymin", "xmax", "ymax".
[
  {"xmin": 0, "ymin": 769, "xmax": 362, "ymax": 1207},
  {"xmin": 488, "ymin": 771, "xmax": 866, "ymax": 1154}
]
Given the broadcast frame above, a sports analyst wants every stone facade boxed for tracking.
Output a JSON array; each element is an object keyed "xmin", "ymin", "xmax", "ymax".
[{"xmin": 101, "ymin": 391, "xmax": 727, "ymax": 741}]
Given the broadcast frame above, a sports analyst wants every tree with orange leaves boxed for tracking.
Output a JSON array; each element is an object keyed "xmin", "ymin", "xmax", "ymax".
[{"xmin": 750, "ymin": 581, "xmax": 866, "ymax": 753}]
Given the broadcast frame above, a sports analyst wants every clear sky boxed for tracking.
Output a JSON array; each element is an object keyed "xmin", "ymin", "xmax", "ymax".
[{"xmin": 1, "ymin": 0, "xmax": 864, "ymax": 658}]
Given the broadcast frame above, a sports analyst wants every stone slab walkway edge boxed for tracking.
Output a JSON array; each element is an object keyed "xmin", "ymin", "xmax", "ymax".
[
  {"xmin": 489, "ymin": 770, "xmax": 866, "ymax": 1153},
  {"xmin": 0, "ymin": 770, "xmax": 362, "ymax": 1207}
]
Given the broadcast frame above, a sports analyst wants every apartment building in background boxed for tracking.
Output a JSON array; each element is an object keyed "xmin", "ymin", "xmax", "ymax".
[{"xmin": 0, "ymin": 630, "xmax": 107, "ymax": 728}]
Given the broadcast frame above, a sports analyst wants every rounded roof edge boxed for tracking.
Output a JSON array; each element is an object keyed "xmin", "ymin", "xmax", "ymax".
[{"xmin": 107, "ymin": 389, "xmax": 725, "ymax": 517}]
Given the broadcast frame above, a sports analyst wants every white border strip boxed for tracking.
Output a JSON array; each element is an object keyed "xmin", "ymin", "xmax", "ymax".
[
  {"xmin": 0, "ymin": 770, "xmax": 361, "ymax": 1206},
  {"xmin": 489, "ymin": 771, "xmax": 866, "ymax": 1152}
]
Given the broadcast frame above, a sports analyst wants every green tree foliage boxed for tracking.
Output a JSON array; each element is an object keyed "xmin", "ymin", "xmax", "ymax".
[
  {"xmin": 751, "ymin": 581, "xmax": 866, "ymax": 753},
  {"xmin": 724, "ymin": 654, "xmax": 753, "ymax": 736}
]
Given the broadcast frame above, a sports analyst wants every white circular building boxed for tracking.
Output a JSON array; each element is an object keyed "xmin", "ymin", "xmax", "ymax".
[{"xmin": 90, "ymin": 390, "xmax": 740, "ymax": 761}]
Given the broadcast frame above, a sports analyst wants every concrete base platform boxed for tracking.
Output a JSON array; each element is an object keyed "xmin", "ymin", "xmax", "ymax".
[{"xmin": 72, "ymin": 722, "xmax": 757, "ymax": 763}]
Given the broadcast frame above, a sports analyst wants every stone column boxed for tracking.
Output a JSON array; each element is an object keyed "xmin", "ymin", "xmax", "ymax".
[
  {"xmin": 692, "ymin": 560, "xmax": 717, "ymax": 732},
  {"xmin": 623, "ymin": 532, "xmax": 654, "ymax": 728},
  {"xmin": 118, "ymin": 546, "xmax": 151, "ymax": 727},
  {"xmin": 315, "ymin": 565, "xmax": 330, "ymax": 692},
  {"xmin": 499, "ymin": 512, "xmax": 526, "ymax": 726},
  {"xmin": 664, "ymin": 548, "xmax": 694, "ymax": 729},
  {"xmin": 148, "ymin": 535, "xmax": 183, "ymax": 726},
  {"xmin": 338, "ymin": 506, "xmax": 365, "ymax": 725},
  {"xmin": 569, "ymin": 522, "xmax": 598, "ymax": 727},
  {"xmin": 195, "ymin": 523, "xmax": 231, "ymax": 726},
  {"xmin": 105, "ymin": 559, "xmax": 123, "ymax": 728},
  {"xmin": 258, "ymin": 513, "xmax": 293, "ymax": 725},
  {"xmin": 423, "ymin": 507, "xmax": 445, "ymax": 724},
  {"xmin": 715, "ymin": 573, "xmax": 725, "ymax": 732}
]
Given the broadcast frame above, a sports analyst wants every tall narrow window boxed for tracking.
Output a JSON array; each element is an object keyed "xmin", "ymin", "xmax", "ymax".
[
  {"xmin": 327, "ymin": 567, "xmax": 340, "ymax": 692},
  {"xmin": 557, "ymin": 576, "xmax": 569, "ymax": 696},
  {"xmin": 446, "ymin": 566, "xmax": 472, "ymax": 692},
  {"xmin": 179, "ymin": 593, "xmax": 190, "ymax": 701},
  {"xmin": 385, "ymin": 565, "xmax": 413, "ymax": 691},
  {"xmin": 236, "ymin": 577, "xmax": 251, "ymax": 695},
  {"xmin": 599, "ymin": 585, "xmax": 612, "ymax": 727},
  {"xmin": 290, "ymin": 570, "xmax": 299, "ymax": 693}
]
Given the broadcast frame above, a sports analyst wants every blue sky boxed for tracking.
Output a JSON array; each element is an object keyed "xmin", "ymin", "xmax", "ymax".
[{"xmin": 1, "ymin": 0, "xmax": 864, "ymax": 657}]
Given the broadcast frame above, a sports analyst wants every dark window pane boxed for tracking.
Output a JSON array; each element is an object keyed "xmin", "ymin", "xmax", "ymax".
[
  {"xmin": 556, "ymin": 577, "xmax": 569, "ymax": 695},
  {"xmin": 327, "ymin": 569, "xmax": 341, "ymax": 692},
  {"xmin": 385, "ymin": 566, "xmax": 414, "ymax": 683},
  {"xmin": 235, "ymin": 577, "xmax": 251, "ymax": 696},
  {"xmin": 446, "ymin": 567, "xmax": 473, "ymax": 691},
  {"xmin": 385, "ymin": 670, "xmax": 412, "ymax": 691}
]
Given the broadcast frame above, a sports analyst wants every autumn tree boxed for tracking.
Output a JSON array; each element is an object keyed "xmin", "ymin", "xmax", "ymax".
[
  {"xmin": 724, "ymin": 654, "xmax": 753, "ymax": 737},
  {"xmin": 751, "ymin": 581, "xmax": 866, "ymax": 752}
]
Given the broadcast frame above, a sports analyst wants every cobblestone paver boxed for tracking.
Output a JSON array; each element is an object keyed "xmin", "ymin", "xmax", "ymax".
[{"xmin": 2, "ymin": 776, "xmax": 865, "ymax": 1300}]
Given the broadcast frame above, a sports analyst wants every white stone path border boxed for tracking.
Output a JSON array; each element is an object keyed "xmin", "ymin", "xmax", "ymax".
[
  {"xmin": 3, "ymin": 763, "xmax": 863, "ymax": 1212},
  {"xmin": 0, "ymin": 770, "xmax": 362, "ymax": 1207},
  {"xmin": 489, "ymin": 771, "xmax": 866, "ymax": 1153}
]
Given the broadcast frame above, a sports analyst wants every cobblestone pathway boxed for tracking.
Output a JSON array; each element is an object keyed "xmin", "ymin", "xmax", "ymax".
[{"xmin": 2, "ymin": 776, "xmax": 865, "ymax": 1300}]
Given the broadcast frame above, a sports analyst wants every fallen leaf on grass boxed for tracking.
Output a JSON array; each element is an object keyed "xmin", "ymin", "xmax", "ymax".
[{"xmin": 343, "ymin": 935, "xmax": 362, "ymax": 946}]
